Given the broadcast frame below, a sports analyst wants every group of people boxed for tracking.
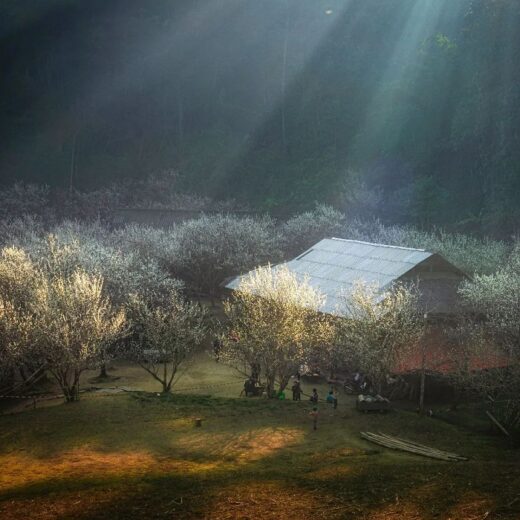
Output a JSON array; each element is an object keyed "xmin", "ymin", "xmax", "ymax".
[
  {"xmin": 309, "ymin": 387, "xmax": 338, "ymax": 408},
  {"xmin": 240, "ymin": 367, "xmax": 341, "ymax": 431},
  {"xmin": 291, "ymin": 379, "xmax": 302, "ymax": 400},
  {"xmin": 353, "ymin": 371, "xmax": 370, "ymax": 393},
  {"xmin": 242, "ymin": 377, "xmax": 261, "ymax": 397},
  {"xmin": 308, "ymin": 388, "xmax": 338, "ymax": 430}
]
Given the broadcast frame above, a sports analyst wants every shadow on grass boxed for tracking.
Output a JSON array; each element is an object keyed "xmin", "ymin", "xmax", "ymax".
[
  {"xmin": 1, "ymin": 453, "xmax": 519, "ymax": 519},
  {"xmin": 0, "ymin": 392, "xmax": 304, "ymax": 458},
  {"xmin": 1, "ymin": 392, "xmax": 520, "ymax": 519}
]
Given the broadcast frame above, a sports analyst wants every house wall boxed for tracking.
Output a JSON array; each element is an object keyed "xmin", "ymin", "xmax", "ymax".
[{"xmin": 401, "ymin": 256, "xmax": 466, "ymax": 315}]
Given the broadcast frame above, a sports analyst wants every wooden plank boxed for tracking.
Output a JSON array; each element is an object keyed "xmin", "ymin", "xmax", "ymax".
[
  {"xmin": 376, "ymin": 432, "xmax": 465, "ymax": 459},
  {"xmin": 360, "ymin": 432, "xmax": 467, "ymax": 461},
  {"xmin": 361, "ymin": 433, "xmax": 453, "ymax": 461},
  {"xmin": 486, "ymin": 411, "xmax": 510, "ymax": 437}
]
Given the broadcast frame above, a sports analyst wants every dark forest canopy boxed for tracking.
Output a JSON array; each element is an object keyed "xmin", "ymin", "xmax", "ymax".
[{"xmin": 0, "ymin": 0, "xmax": 519, "ymax": 235}]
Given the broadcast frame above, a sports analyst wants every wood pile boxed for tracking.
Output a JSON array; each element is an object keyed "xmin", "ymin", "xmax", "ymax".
[
  {"xmin": 356, "ymin": 394, "xmax": 390, "ymax": 413},
  {"xmin": 360, "ymin": 431, "xmax": 468, "ymax": 461}
]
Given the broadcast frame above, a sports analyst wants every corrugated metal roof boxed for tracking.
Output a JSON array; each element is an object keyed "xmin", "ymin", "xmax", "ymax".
[{"xmin": 225, "ymin": 238, "xmax": 434, "ymax": 314}]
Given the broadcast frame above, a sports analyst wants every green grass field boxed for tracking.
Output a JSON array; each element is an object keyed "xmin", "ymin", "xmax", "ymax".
[{"xmin": 1, "ymin": 357, "xmax": 520, "ymax": 519}]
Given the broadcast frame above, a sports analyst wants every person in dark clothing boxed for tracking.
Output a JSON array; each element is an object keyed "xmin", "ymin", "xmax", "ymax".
[
  {"xmin": 291, "ymin": 380, "xmax": 301, "ymax": 401},
  {"xmin": 251, "ymin": 363, "xmax": 261, "ymax": 384},
  {"xmin": 213, "ymin": 338, "xmax": 222, "ymax": 362},
  {"xmin": 242, "ymin": 378, "xmax": 254, "ymax": 397},
  {"xmin": 310, "ymin": 388, "xmax": 319, "ymax": 403}
]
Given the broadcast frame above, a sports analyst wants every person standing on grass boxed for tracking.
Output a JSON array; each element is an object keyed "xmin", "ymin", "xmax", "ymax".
[
  {"xmin": 213, "ymin": 337, "xmax": 222, "ymax": 362},
  {"xmin": 292, "ymin": 380, "xmax": 301, "ymax": 401},
  {"xmin": 310, "ymin": 388, "xmax": 319, "ymax": 403},
  {"xmin": 309, "ymin": 407, "xmax": 319, "ymax": 430}
]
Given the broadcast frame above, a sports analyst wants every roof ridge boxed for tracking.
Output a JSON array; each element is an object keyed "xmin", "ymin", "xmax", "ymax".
[{"xmin": 329, "ymin": 237, "xmax": 429, "ymax": 253}]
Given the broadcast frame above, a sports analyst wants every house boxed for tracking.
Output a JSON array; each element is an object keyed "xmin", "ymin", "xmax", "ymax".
[
  {"xmin": 225, "ymin": 238, "xmax": 468, "ymax": 317},
  {"xmin": 225, "ymin": 237, "xmax": 509, "ymax": 393}
]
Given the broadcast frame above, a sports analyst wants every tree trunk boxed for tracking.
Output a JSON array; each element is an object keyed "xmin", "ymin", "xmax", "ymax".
[
  {"xmin": 99, "ymin": 362, "xmax": 108, "ymax": 379},
  {"xmin": 68, "ymin": 370, "xmax": 81, "ymax": 402},
  {"xmin": 69, "ymin": 132, "xmax": 78, "ymax": 194},
  {"xmin": 161, "ymin": 363, "xmax": 170, "ymax": 393},
  {"xmin": 265, "ymin": 372, "xmax": 276, "ymax": 398},
  {"xmin": 64, "ymin": 385, "xmax": 80, "ymax": 403},
  {"xmin": 19, "ymin": 366, "xmax": 28, "ymax": 384},
  {"xmin": 278, "ymin": 373, "xmax": 291, "ymax": 393},
  {"xmin": 280, "ymin": 7, "xmax": 289, "ymax": 155},
  {"xmin": 177, "ymin": 86, "xmax": 184, "ymax": 154},
  {"xmin": 419, "ymin": 369, "xmax": 426, "ymax": 415}
]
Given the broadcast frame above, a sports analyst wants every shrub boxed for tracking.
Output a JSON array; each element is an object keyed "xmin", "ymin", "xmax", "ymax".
[
  {"xmin": 160, "ymin": 215, "xmax": 282, "ymax": 296},
  {"xmin": 280, "ymin": 204, "xmax": 346, "ymax": 257}
]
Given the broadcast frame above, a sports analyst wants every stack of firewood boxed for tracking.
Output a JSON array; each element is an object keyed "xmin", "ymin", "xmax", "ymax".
[{"xmin": 360, "ymin": 431, "xmax": 468, "ymax": 461}]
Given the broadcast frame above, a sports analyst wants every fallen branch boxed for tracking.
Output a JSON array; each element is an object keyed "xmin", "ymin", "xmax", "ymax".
[{"xmin": 485, "ymin": 411, "xmax": 510, "ymax": 437}]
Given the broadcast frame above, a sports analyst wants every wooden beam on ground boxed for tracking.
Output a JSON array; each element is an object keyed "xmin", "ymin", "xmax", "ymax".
[{"xmin": 360, "ymin": 432, "xmax": 468, "ymax": 461}]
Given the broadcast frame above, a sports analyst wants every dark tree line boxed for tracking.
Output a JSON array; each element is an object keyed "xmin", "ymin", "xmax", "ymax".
[{"xmin": 0, "ymin": 0, "xmax": 519, "ymax": 236}]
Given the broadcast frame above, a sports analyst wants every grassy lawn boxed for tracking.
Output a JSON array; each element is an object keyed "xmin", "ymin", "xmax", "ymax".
[
  {"xmin": 1, "ymin": 373, "xmax": 520, "ymax": 520},
  {"xmin": 82, "ymin": 353, "xmax": 249, "ymax": 397}
]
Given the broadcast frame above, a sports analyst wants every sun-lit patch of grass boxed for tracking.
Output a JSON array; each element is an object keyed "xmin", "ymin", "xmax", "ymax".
[
  {"xmin": 444, "ymin": 491, "xmax": 494, "ymax": 519},
  {"xmin": 173, "ymin": 426, "xmax": 305, "ymax": 463},
  {"xmin": 224, "ymin": 427, "xmax": 305, "ymax": 462},
  {"xmin": 311, "ymin": 446, "xmax": 370, "ymax": 461},
  {"xmin": 160, "ymin": 416, "xmax": 198, "ymax": 429},
  {"xmin": 309, "ymin": 463, "xmax": 354, "ymax": 480},
  {"xmin": 0, "ymin": 448, "xmax": 220, "ymax": 495}
]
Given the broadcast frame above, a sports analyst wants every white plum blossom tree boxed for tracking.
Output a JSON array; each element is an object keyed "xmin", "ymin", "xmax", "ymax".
[
  {"xmin": 280, "ymin": 204, "xmax": 346, "ymax": 258},
  {"xmin": 0, "ymin": 247, "xmax": 44, "ymax": 386},
  {"xmin": 126, "ymin": 290, "xmax": 208, "ymax": 393},
  {"xmin": 222, "ymin": 264, "xmax": 333, "ymax": 397},
  {"xmin": 36, "ymin": 270, "xmax": 126, "ymax": 401},
  {"xmin": 160, "ymin": 215, "xmax": 282, "ymax": 297},
  {"xmin": 0, "ymin": 244, "xmax": 126, "ymax": 400},
  {"xmin": 337, "ymin": 281, "xmax": 423, "ymax": 395},
  {"xmin": 453, "ymin": 246, "xmax": 520, "ymax": 431}
]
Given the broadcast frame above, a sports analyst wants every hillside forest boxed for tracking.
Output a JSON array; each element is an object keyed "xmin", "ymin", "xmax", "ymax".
[{"xmin": 1, "ymin": 0, "xmax": 519, "ymax": 236}]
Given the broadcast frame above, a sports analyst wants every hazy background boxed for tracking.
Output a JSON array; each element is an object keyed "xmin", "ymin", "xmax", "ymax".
[{"xmin": 0, "ymin": 0, "xmax": 519, "ymax": 235}]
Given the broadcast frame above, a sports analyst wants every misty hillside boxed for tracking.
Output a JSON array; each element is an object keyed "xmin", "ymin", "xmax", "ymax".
[{"xmin": 1, "ymin": 0, "xmax": 519, "ymax": 234}]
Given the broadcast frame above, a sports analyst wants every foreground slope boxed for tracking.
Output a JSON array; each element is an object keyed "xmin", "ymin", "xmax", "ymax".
[{"xmin": 0, "ymin": 392, "xmax": 519, "ymax": 519}]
